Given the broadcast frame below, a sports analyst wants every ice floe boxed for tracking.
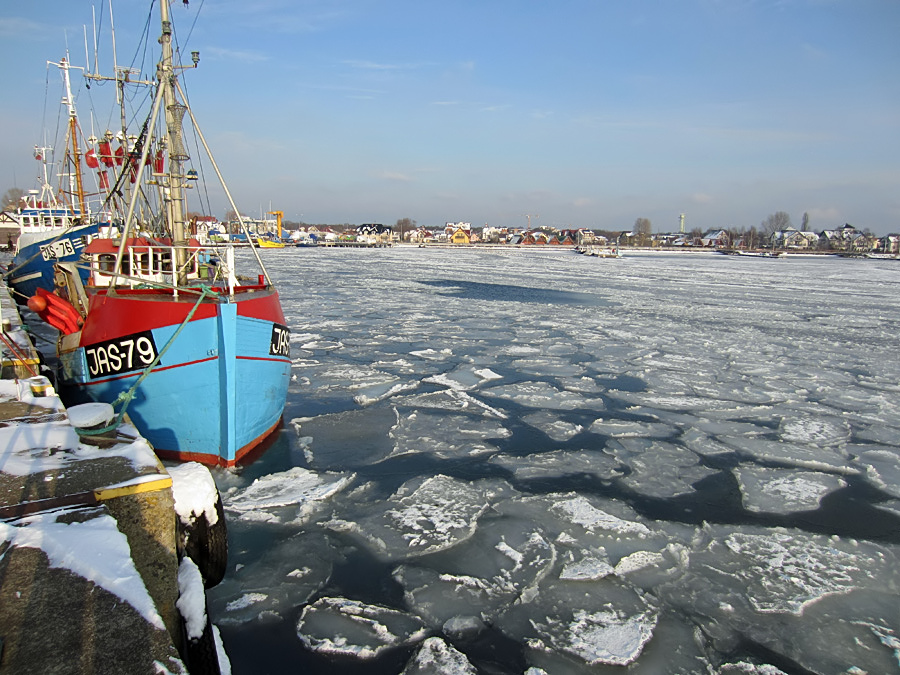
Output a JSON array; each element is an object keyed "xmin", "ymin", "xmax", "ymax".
[
  {"xmin": 401, "ymin": 637, "xmax": 478, "ymax": 675},
  {"xmin": 604, "ymin": 438, "xmax": 718, "ymax": 498},
  {"xmin": 387, "ymin": 410, "xmax": 510, "ymax": 460},
  {"xmin": 483, "ymin": 381, "xmax": 606, "ymax": 411},
  {"xmin": 224, "ymin": 467, "xmax": 354, "ymax": 524},
  {"xmin": 521, "ymin": 411, "xmax": 583, "ymax": 441},
  {"xmin": 296, "ymin": 597, "xmax": 429, "ymax": 658},
  {"xmin": 733, "ymin": 465, "xmax": 847, "ymax": 513},
  {"xmin": 328, "ymin": 475, "xmax": 491, "ymax": 558}
]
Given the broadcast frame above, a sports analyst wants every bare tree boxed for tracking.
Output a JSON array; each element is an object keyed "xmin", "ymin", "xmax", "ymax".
[
  {"xmin": 2, "ymin": 188, "xmax": 24, "ymax": 210},
  {"xmin": 801, "ymin": 212, "xmax": 810, "ymax": 231},
  {"xmin": 761, "ymin": 211, "xmax": 792, "ymax": 235},
  {"xmin": 634, "ymin": 217, "xmax": 652, "ymax": 245},
  {"xmin": 395, "ymin": 217, "xmax": 416, "ymax": 241}
]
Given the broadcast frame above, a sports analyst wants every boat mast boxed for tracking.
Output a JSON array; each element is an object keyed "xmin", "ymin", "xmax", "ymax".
[
  {"xmin": 49, "ymin": 56, "xmax": 88, "ymax": 217},
  {"xmin": 158, "ymin": 0, "xmax": 190, "ymax": 285}
]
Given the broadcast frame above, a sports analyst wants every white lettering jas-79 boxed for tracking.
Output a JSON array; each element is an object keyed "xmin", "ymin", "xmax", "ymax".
[{"xmin": 85, "ymin": 331, "xmax": 159, "ymax": 379}]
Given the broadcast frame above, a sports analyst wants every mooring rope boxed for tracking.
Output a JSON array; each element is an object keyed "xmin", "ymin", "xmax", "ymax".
[{"xmin": 76, "ymin": 283, "xmax": 218, "ymax": 437}]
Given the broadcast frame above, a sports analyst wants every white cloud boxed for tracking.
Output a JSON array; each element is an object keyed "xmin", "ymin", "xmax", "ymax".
[
  {"xmin": 379, "ymin": 171, "xmax": 413, "ymax": 182},
  {"xmin": 203, "ymin": 46, "xmax": 269, "ymax": 63}
]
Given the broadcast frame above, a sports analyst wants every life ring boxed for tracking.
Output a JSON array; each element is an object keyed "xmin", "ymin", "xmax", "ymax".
[{"xmin": 27, "ymin": 288, "xmax": 83, "ymax": 335}]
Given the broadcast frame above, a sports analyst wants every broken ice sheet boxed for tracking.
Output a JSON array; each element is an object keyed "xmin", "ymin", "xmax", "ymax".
[
  {"xmin": 482, "ymin": 381, "xmax": 606, "ymax": 411},
  {"xmin": 510, "ymin": 357, "xmax": 585, "ymax": 378},
  {"xmin": 394, "ymin": 517, "xmax": 557, "ymax": 626},
  {"xmin": 386, "ymin": 410, "xmax": 510, "ymax": 460},
  {"xmin": 558, "ymin": 551, "xmax": 614, "ymax": 581},
  {"xmin": 498, "ymin": 576, "xmax": 659, "ymax": 667},
  {"xmin": 718, "ymin": 436, "xmax": 858, "ymax": 475},
  {"xmin": 401, "ymin": 637, "xmax": 478, "ymax": 675},
  {"xmin": 489, "ymin": 448, "xmax": 623, "ymax": 482},
  {"xmin": 778, "ymin": 415, "xmax": 851, "ymax": 447},
  {"xmin": 296, "ymin": 597, "xmax": 428, "ymax": 658},
  {"xmin": 393, "ymin": 389, "xmax": 508, "ymax": 419},
  {"xmin": 423, "ymin": 365, "xmax": 505, "ymax": 391},
  {"xmin": 665, "ymin": 526, "xmax": 891, "ymax": 619},
  {"xmin": 327, "ymin": 475, "xmax": 491, "ymax": 559},
  {"xmin": 588, "ymin": 418, "xmax": 675, "ymax": 439},
  {"xmin": 853, "ymin": 447, "xmax": 900, "ymax": 498},
  {"xmin": 605, "ymin": 438, "xmax": 718, "ymax": 499},
  {"xmin": 208, "ymin": 531, "xmax": 334, "ymax": 626},
  {"xmin": 733, "ymin": 466, "xmax": 847, "ymax": 513},
  {"xmin": 224, "ymin": 466, "xmax": 354, "ymax": 524},
  {"xmin": 521, "ymin": 411, "xmax": 584, "ymax": 441}
]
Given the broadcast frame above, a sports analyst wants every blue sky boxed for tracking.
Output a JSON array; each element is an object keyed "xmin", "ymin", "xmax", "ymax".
[{"xmin": 2, "ymin": 1, "xmax": 898, "ymax": 234}]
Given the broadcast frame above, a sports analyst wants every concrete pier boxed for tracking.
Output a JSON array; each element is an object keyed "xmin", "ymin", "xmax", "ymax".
[{"xmin": 0, "ymin": 283, "xmax": 186, "ymax": 674}]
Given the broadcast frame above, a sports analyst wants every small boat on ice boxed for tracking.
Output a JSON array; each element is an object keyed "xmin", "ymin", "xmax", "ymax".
[{"xmin": 28, "ymin": 0, "xmax": 291, "ymax": 467}]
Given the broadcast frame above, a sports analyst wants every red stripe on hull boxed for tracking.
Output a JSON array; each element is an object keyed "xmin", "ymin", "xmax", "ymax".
[
  {"xmin": 81, "ymin": 287, "xmax": 286, "ymax": 344},
  {"xmin": 80, "ymin": 356, "xmax": 219, "ymax": 386},
  {"xmin": 236, "ymin": 355, "xmax": 293, "ymax": 364}
]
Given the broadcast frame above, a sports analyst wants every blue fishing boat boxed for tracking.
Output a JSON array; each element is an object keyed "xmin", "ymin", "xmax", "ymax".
[{"xmin": 28, "ymin": 0, "xmax": 291, "ymax": 467}]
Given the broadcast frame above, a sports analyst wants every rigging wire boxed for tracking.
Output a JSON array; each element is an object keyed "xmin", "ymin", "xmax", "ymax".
[{"xmin": 170, "ymin": 0, "xmax": 216, "ymax": 219}]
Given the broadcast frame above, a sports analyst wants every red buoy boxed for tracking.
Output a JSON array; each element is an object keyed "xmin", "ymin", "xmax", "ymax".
[{"xmin": 27, "ymin": 295, "xmax": 48, "ymax": 313}]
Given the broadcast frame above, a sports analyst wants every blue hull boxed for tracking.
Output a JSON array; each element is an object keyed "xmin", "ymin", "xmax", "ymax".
[
  {"xmin": 59, "ymin": 290, "xmax": 291, "ymax": 466},
  {"xmin": 9, "ymin": 223, "xmax": 102, "ymax": 301}
]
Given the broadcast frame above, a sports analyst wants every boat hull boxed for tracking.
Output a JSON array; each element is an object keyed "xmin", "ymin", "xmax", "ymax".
[
  {"xmin": 58, "ymin": 286, "xmax": 292, "ymax": 466},
  {"xmin": 9, "ymin": 223, "xmax": 101, "ymax": 300}
]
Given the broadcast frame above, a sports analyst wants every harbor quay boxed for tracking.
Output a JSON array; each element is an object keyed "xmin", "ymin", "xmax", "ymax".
[{"xmin": 0, "ymin": 281, "xmax": 189, "ymax": 674}]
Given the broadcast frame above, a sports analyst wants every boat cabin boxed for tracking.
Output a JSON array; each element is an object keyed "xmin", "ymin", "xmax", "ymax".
[{"xmin": 83, "ymin": 236, "xmax": 205, "ymax": 287}]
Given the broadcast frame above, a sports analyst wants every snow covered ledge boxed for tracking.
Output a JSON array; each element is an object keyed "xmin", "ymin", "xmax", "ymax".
[{"xmin": 0, "ymin": 378, "xmax": 188, "ymax": 671}]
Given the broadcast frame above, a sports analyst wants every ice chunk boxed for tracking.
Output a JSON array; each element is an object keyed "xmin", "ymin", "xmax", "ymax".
[
  {"xmin": 482, "ymin": 381, "xmax": 605, "ymax": 411},
  {"xmin": 225, "ymin": 467, "xmax": 354, "ymax": 524},
  {"xmin": 718, "ymin": 663, "xmax": 789, "ymax": 674},
  {"xmin": 354, "ymin": 380, "xmax": 419, "ymax": 406},
  {"xmin": 559, "ymin": 553, "xmax": 614, "ymax": 581},
  {"xmin": 854, "ymin": 447, "xmax": 900, "ymax": 498},
  {"xmin": 510, "ymin": 357, "xmax": 585, "ymax": 378},
  {"xmin": 410, "ymin": 348, "xmax": 453, "ymax": 361},
  {"xmin": 552, "ymin": 495, "xmax": 651, "ymax": 537},
  {"xmin": 604, "ymin": 438, "xmax": 718, "ymax": 498},
  {"xmin": 778, "ymin": 415, "xmax": 851, "ymax": 447},
  {"xmin": 328, "ymin": 475, "xmax": 490, "ymax": 558},
  {"xmin": 733, "ymin": 466, "xmax": 847, "ymax": 513},
  {"xmin": 395, "ymin": 518, "xmax": 556, "ymax": 625},
  {"xmin": 401, "ymin": 637, "xmax": 478, "ymax": 675},
  {"xmin": 715, "ymin": 436, "xmax": 858, "ymax": 475},
  {"xmin": 387, "ymin": 410, "xmax": 509, "ymax": 460},
  {"xmin": 589, "ymin": 418, "xmax": 675, "ymax": 439},
  {"xmin": 296, "ymin": 597, "xmax": 428, "ymax": 658},
  {"xmin": 208, "ymin": 531, "xmax": 335, "ymax": 626},
  {"xmin": 489, "ymin": 449, "xmax": 623, "ymax": 482},
  {"xmin": 521, "ymin": 411, "xmax": 583, "ymax": 441},
  {"xmin": 614, "ymin": 550, "xmax": 666, "ymax": 576},
  {"xmin": 500, "ymin": 578, "xmax": 658, "ymax": 667},
  {"xmin": 394, "ymin": 389, "xmax": 508, "ymax": 419},
  {"xmin": 424, "ymin": 365, "xmax": 504, "ymax": 391}
]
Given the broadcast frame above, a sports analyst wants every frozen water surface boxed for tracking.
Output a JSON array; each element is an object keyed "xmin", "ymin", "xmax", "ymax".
[{"xmin": 202, "ymin": 248, "xmax": 900, "ymax": 674}]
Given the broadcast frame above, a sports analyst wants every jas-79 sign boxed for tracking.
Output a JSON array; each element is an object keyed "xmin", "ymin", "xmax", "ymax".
[{"xmin": 85, "ymin": 331, "xmax": 159, "ymax": 379}]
